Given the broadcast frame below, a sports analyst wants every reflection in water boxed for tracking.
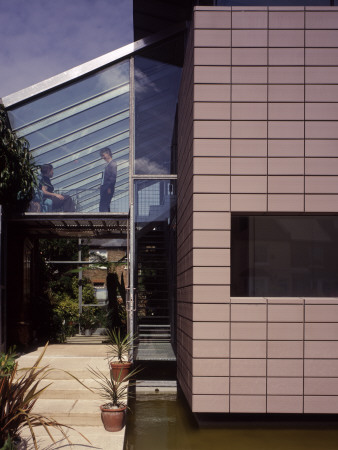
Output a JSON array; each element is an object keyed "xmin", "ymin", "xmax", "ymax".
[{"xmin": 125, "ymin": 392, "xmax": 338, "ymax": 450}]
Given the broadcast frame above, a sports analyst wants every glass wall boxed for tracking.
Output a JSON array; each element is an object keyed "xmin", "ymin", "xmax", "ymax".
[
  {"xmin": 231, "ymin": 215, "xmax": 338, "ymax": 297},
  {"xmin": 7, "ymin": 61, "xmax": 130, "ymax": 213}
]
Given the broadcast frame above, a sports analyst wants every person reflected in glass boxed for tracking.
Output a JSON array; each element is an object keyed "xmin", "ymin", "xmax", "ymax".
[
  {"xmin": 39, "ymin": 164, "xmax": 75, "ymax": 212},
  {"xmin": 99, "ymin": 147, "xmax": 117, "ymax": 212}
]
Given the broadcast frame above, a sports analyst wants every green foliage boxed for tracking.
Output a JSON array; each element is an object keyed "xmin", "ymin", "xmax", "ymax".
[
  {"xmin": 105, "ymin": 328, "xmax": 137, "ymax": 363},
  {"xmin": 52, "ymin": 298, "xmax": 78, "ymax": 343},
  {"xmin": 79, "ymin": 306, "xmax": 101, "ymax": 332},
  {"xmin": 71, "ymin": 277, "xmax": 96, "ymax": 305},
  {"xmin": 0, "ymin": 104, "xmax": 38, "ymax": 213},
  {"xmin": 0, "ymin": 348, "xmax": 17, "ymax": 378},
  {"xmin": 0, "ymin": 344, "xmax": 89, "ymax": 449}
]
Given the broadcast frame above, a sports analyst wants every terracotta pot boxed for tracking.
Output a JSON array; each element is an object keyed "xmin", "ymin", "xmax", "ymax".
[
  {"xmin": 110, "ymin": 361, "xmax": 132, "ymax": 381},
  {"xmin": 100, "ymin": 404, "xmax": 127, "ymax": 432}
]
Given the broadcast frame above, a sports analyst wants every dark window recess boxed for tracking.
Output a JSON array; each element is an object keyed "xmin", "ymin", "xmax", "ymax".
[{"xmin": 231, "ymin": 216, "xmax": 338, "ymax": 297}]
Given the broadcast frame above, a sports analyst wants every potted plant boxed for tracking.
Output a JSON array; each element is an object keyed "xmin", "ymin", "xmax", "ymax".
[
  {"xmin": 88, "ymin": 366, "xmax": 140, "ymax": 432},
  {"xmin": 105, "ymin": 328, "xmax": 137, "ymax": 381}
]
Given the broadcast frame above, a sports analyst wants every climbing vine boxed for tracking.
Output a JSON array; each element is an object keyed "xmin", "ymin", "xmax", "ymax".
[{"xmin": 0, "ymin": 104, "xmax": 37, "ymax": 213}]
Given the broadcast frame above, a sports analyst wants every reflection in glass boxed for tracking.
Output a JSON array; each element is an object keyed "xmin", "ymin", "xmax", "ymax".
[
  {"xmin": 231, "ymin": 215, "xmax": 338, "ymax": 297},
  {"xmin": 7, "ymin": 60, "xmax": 130, "ymax": 213},
  {"xmin": 135, "ymin": 180, "xmax": 176, "ymax": 342},
  {"xmin": 135, "ymin": 42, "xmax": 182, "ymax": 175}
]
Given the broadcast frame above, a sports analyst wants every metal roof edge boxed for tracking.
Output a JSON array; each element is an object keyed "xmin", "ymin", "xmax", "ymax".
[{"xmin": 2, "ymin": 22, "xmax": 186, "ymax": 108}]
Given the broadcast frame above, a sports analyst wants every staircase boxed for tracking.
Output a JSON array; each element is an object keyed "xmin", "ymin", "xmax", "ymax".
[{"xmin": 16, "ymin": 338, "xmax": 125, "ymax": 449}]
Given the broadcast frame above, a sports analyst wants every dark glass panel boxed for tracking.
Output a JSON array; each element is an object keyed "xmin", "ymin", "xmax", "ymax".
[{"xmin": 231, "ymin": 215, "xmax": 338, "ymax": 297}]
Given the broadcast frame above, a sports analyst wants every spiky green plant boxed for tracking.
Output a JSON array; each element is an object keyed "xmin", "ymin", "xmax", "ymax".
[
  {"xmin": 88, "ymin": 366, "xmax": 141, "ymax": 409},
  {"xmin": 105, "ymin": 328, "xmax": 137, "ymax": 364},
  {"xmin": 0, "ymin": 344, "xmax": 90, "ymax": 449}
]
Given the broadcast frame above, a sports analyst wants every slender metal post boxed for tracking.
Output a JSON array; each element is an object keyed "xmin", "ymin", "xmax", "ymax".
[{"xmin": 78, "ymin": 238, "xmax": 83, "ymax": 334}]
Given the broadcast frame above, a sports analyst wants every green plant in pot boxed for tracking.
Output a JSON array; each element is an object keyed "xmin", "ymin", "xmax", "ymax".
[
  {"xmin": 105, "ymin": 328, "xmax": 137, "ymax": 381},
  {"xmin": 88, "ymin": 366, "xmax": 140, "ymax": 432},
  {"xmin": 79, "ymin": 307, "xmax": 100, "ymax": 336}
]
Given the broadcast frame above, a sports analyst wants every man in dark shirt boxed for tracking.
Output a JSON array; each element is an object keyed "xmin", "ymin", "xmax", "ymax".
[
  {"xmin": 39, "ymin": 164, "xmax": 75, "ymax": 212},
  {"xmin": 99, "ymin": 148, "xmax": 117, "ymax": 212}
]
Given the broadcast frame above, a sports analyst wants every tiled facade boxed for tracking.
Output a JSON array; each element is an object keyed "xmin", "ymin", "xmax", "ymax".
[{"xmin": 177, "ymin": 6, "xmax": 338, "ymax": 414}]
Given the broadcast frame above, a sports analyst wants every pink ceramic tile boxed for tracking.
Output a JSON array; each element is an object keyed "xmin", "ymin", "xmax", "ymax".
[
  {"xmin": 304, "ymin": 359, "xmax": 338, "ymax": 378},
  {"xmin": 268, "ymin": 176, "xmax": 304, "ymax": 194},
  {"xmin": 193, "ymin": 340, "xmax": 230, "ymax": 359},
  {"xmin": 268, "ymin": 194, "xmax": 304, "ymax": 212},
  {"xmin": 268, "ymin": 140, "xmax": 304, "ymax": 157},
  {"xmin": 194, "ymin": 248, "xmax": 230, "ymax": 267},
  {"xmin": 194, "ymin": 121, "xmax": 230, "ymax": 139},
  {"xmin": 194, "ymin": 66, "xmax": 231, "ymax": 84},
  {"xmin": 231, "ymin": 194, "xmax": 267, "ymax": 212},
  {"xmin": 269, "ymin": 67, "xmax": 304, "ymax": 84},
  {"xmin": 194, "ymin": 10, "xmax": 231, "ymax": 29},
  {"xmin": 231, "ymin": 304, "xmax": 267, "ymax": 322},
  {"xmin": 232, "ymin": 121, "xmax": 267, "ymax": 139},
  {"xmin": 194, "ymin": 103, "xmax": 230, "ymax": 120},
  {"xmin": 268, "ymin": 323, "xmax": 303, "ymax": 340},
  {"xmin": 306, "ymin": 30, "xmax": 338, "ymax": 47},
  {"xmin": 194, "ymin": 175, "xmax": 230, "ymax": 193},
  {"xmin": 305, "ymin": 305, "xmax": 338, "ymax": 322},
  {"xmin": 305, "ymin": 341, "xmax": 338, "ymax": 359},
  {"xmin": 232, "ymin": 67, "xmax": 267, "ymax": 84},
  {"xmin": 306, "ymin": 85, "xmax": 338, "ymax": 102},
  {"xmin": 269, "ymin": 85, "xmax": 304, "ymax": 102},
  {"xmin": 268, "ymin": 158, "xmax": 304, "ymax": 175},
  {"xmin": 268, "ymin": 341, "xmax": 303, "ymax": 358},
  {"xmin": 193, "ymin": 359, "xmax": 230, "ymax": 377},
  {"xmin": 195, "ymin": 84, "xmax": 230, "ymax": 102},
  {"xmin": 232, "ymin": 48, "xmax": 267, "ymax": 66},
  {"xmin": 232, "ymin": 139, "xmax": 267, "ymax": 157},
  {"xmin": 194, "ymin": 304, "xmax": 230, "ymax": 322},
  {"xmin": 232, "ymin": 103, "xmax": 267, "ymax": 121},
  {"xmin": 231, "ymin": 377, "xmax": 266, "ymax": 395},
  {"xmin": 231, "ymin": 158, "xmax": 267, "ymax": 175},
  {"xmin": 304, "ymin": 396, "xmax": 338, "ymax": 414},
  {"xmin": 305, "ymin": 158, "xmax": 338, "ymax": 175},
  {"xmin": 306, "ymin": 67, "xmax": 338, "ymax": 84},
  {"xmin": 193, "ymin": 212, "xmax": 230, "ymax": 230},
  {"xmin": 194, "ymin": 29, "xmax": 231, "ymax": 47},
  {"xmin": 268, "ymin": 121, "xmax": 304, "ymax": 139},
  {"xmin": 231, "ymin": 359, "xmax": 266, "ymax": 377},
  {"xmin": 193, "ymin": 284, "xmax": 230, "ymax": 303},
  {"xmin": 267, "ymin": 396, "xmax": 303, "ymax": 414},
  {"xmin": 306, "ymin": 122, "xmax": 338, "ymax": 139},
  {"xmin": 194, "ymin": 139, "xmax": 230, "ymax": 157},
  {"xmin": 231, "ymin": 176, "xmax": 267, "ymax": 194},
  {"xmin": 306, "ymin": 11, "xmax": 338, "ymax": 28},
  {"xmin": 230, "ymin": 395, "xmax": 266, "ymax": 413},
  {"xmin": 232, "ymin": 11, "xmax": 268, "ymax": 29},
  {"xmin": 269, "ymin": 48, "xmax": 304, "ymax": 66},
  {"xmin": 195, "ymin": 48, "xmax": 231, "ymax": 66},
  {"xmin": 193, "ymin": 231, "xmax": 230, "ymax": 249},
  {"xmin": 231, "ymin": 341, "xmax": 267, "ymax": 359},
  {"xmin": 305, "ymin": 48, "xmax": 338, "ymax": 66},
  {"xmin": 268, "ymin": 103, "xmax": 304, "ymax": 121},
  {"xmin": 269, "ymin": 11, "xmax": 304, "ymax": 29},
  {"xmin": 306, "ymin": 103, "xmax": 338, "ymax": 121},
  {"xmin": 305, "ymin": 176, "xmax": 338, "ymax": 194},
  {"xmin": 269, "ymin": 30, "xmax": 304, "ymax": 47},
  {"xmin": 192, "ymin": 394, "xmax": 229, "ymax": 413},
  {"xmin": 193, "ymin": 193, "xmax": 230, "ymax": 211},
  {"xmin": 231, "ymin": 322, "xmax": 266, "ymax": 340},
  {"xmin": 305, "ymin": 194, "xmax": 338, "ymax": 212},
  {"xmin": 194, "ymin": 157, "xmax": 230, "ymax": 174},
  {"xmin": 267, "ymin": 359, "xmax": 303, "ymax": 377},
  {"xmin": 232, "ymin": 85, "xmax": 267, "ymax": 102},
  {"xmin": 267, "ymin": 378, "xmax": 303, "ymax": 395},
  {"xmin": 232, "ymin": 30, "xmax": 267, "ymax": 47},
  {"xmin": 193, "ymin": 321, "xmax": 229, "ymax": 340},
  {"xmin": 305, "ymin": 378, "xmax": 338, "ymax": 396},
  {"xmin": 268, "ymin": 304, "xmax": 304, "ymax": 322},
  {"xmin": 193, "ymin": 376, "xmax": 229, "ymax": 395}
]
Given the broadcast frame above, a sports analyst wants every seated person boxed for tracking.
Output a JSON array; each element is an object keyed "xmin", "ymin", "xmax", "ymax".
[{"xmin": 39, "ymin": 164, "xmax": 75, "ymax": 212}]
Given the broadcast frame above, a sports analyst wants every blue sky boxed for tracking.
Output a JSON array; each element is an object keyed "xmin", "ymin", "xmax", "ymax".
[{"xmin": 0, "ymin": 0, "xmax": 133, "ymax": 98}]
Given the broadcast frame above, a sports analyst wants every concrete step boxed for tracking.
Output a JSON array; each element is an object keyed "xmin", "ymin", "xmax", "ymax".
[{"xmin": 38, "ymin": 379, "xmax": 100, "ymax": 400}]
